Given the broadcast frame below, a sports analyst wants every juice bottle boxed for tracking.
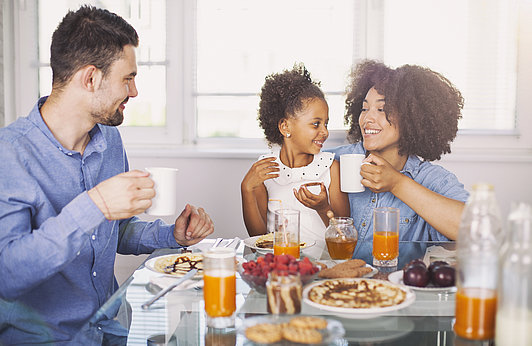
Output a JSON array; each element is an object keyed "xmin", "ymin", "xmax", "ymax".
[
  {"xmin": 454, "ymin": 183, "xmax": 502, "ymax": 340},
  {"xmin": 495, "ymin": 202, "xmax": 532, "ymax": 346},
  {"xmin": 454, "ymin": 288, "xmax": 497, "ymax": 340}
]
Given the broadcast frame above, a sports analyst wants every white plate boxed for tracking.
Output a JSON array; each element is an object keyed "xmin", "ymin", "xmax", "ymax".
[
  {"xmin": 388, "ymin": 270, "xmax": 457, "ymax": 293},
  {"xmin": 303, "ymin": 278, "xmax": 415, "ymax": 319},
  {"xmin": 243, "ymin": 235, "xmax": 316, "ymax": 254},
  {"xmin": 144, "ymin": 253, "xmax": 203, "ymax": 279},
  {"xmin": 238, "ymin": 315, "xmax": 345, "ymax": 345}
]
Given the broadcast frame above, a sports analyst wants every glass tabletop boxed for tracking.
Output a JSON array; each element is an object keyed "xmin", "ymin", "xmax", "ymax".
[{"xmin": 74, "ymin": 240, "xmax": 494, "ymax": 346}]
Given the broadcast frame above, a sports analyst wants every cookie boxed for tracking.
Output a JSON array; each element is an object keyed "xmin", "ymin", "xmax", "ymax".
[
  {"xmin": 289, "ymin": 316, "xmax": 328, "ymax": 330},
  {"xmin": 245, "ymin": 323, "xmax": 282, "ymax": 344},
  {"xmin": 282, "ymin": 326, "xmax": 323, "ymax": 344},
  {"xmin": 318, "ymin": 265, "xmax": 373, "ymax": 279}
]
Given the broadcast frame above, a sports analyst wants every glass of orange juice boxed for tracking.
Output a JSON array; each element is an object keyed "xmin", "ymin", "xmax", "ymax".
[
  {"xmin": 372, "ymin": 207, "xmax": 399, "ymax": 267},
  {"xmin": 203, "ymin": 248, "xmax": 236, "ymax": 328},
  {"xmin": 273, "ymin": 209, "xmax": 300, "ymax": 259}
]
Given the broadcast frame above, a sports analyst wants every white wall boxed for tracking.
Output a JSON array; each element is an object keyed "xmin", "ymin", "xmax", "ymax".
[{"xmin": 114, "ymin": 149, "xmax": 532, "ymax": 284}]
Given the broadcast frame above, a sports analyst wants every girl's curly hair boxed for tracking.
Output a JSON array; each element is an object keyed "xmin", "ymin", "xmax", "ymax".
[
  {"xmin": 345, "ymin": 60, "xmax": 464, "ymax": 161},
  {"xmin": 258, "ymin": 63, "xmax": 325, "ymax": 145}
]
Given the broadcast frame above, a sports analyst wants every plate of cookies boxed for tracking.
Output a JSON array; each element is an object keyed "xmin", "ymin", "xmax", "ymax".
[
  {"xmin": 317, "ymin": 259, "xmax": 377, "ymax": 279},
  {"xmin": 303, "ymin": 278, "xmax": 415, "ymax": 318},
  {"xmin": 240, "ymin": 315, "xmax": 345, "ymax": 345}
]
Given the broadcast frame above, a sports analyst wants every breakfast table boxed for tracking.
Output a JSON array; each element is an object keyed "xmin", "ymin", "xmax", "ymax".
[{"xmin": 73, "ymin": 239, "xmax": 494, "ymax": 345}]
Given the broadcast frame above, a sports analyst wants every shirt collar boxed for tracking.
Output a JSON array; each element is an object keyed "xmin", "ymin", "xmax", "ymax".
[
  {"xmin": 401, "ymin": 155, "xmax": 423, "ymax": 178},
  {"xmin": 28, "ymin": 96, "xmax": 107, "ymax": 157}
]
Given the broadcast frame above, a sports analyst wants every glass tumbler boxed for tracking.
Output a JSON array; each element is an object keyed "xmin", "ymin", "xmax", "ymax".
[
  {"xmin": 273, "ymin": 209, "xmax": 300, "ymax": 259},
  {"xmin": 203, "ymin": 248, "xmax": 236, "ymax": 328},
  {"xmin": 372, "ymin": 207, "xmax": 399, "ymax": 267}
]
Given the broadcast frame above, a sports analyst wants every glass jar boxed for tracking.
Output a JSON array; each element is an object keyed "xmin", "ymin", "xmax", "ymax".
[
  {"xmin": 454, "ymin": 183, "xmax": 503, "ymax": 340},
  {"xmin": 495, "ymin": 202, "xmax": 532, "ymax": 346},
  {"xmin": 266, "ymin": 271, "xmax": 302, "ymax": 314},
  {"xmin": 325, "ymin": 217, "xmax": 358, "ymax": 260}
]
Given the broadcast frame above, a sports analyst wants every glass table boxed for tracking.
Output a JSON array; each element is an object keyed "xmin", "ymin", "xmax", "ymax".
[{"xmin": 74, "ymin": 240, "xmax": 494, "ymax": 345}]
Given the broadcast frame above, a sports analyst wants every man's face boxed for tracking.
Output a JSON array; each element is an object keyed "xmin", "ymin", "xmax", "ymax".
[{"xmin": 91, "ymin": 44, "xmax": 138, "ymax": 126}]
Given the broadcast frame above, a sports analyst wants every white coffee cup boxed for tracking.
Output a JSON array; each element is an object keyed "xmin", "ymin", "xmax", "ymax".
[
  {"xmin": 340, "ymin": 154, "xmax": 366, "ymax": 193},
  {"xmin": 145, "ymin": 167, "xmax": 179, "ymax": 216}
]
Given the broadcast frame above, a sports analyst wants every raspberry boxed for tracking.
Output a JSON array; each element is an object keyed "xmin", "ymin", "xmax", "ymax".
[{"xmin": 264, "ymin": 253, "xmax": 274, "ymax": 262}]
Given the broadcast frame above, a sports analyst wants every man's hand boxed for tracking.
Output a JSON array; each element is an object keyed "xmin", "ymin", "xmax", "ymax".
[
  {"xmin": 88, "ymin": 170, "xmax": 155, "ymax": 219},
  {"xmin": 173, "ymin": 204, "xmax": 215, "ymax": 246}
]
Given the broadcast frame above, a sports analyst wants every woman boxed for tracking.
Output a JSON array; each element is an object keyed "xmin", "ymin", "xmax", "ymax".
[{"xmin": 327, "ymin": 60, "xmax": 468, "ymax": 244}]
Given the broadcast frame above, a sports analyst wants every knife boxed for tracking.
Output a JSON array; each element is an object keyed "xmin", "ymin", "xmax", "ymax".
[{"xmin": 141, "ymin": 268, "xmax": 198, "ymax": 310}]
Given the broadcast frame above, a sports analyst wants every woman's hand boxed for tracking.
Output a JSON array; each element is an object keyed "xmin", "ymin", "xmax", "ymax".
[
  {"xmin": 293, "ymin": 182, "xmax": 330, "ymax": 214},
  {"xmin": 361, "ymin": 154, "xmax": 406, "ymax": 194},
  {"xmin": 241, "ymin": 157, "xmax": 279, "ymax": 193}
]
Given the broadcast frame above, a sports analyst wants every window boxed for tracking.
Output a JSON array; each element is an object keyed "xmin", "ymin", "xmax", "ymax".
[{"xmin": 7, "ymin": 0, "xmax": 530, "ymax": 152}]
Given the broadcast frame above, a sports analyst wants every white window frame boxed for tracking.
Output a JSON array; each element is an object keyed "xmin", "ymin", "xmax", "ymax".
[{"xmin": 4, "ymin": 0, "xmax": 532, "ymax": 160}]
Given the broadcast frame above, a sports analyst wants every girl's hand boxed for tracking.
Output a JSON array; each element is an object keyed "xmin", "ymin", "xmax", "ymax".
[
  {"xmin": 293, "ymin": 182, "xmax": 330, "ymax": 213},
  {"xmin": 241, "ymin": 157, "xmax": 279, "ymax": 193},
  {"xmin": 360, "ymin": 154, "xmax": 405, "ymax": 193}
]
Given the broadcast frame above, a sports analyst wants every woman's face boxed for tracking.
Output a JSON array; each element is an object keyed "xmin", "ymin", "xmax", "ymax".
[{"xmin": 358, "ymin": 87, "xmax": 400, "ymax": 156}]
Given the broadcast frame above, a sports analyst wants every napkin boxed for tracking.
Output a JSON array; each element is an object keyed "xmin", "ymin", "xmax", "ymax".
[{"xmin": 422, "ymin": 245, "xmax": 456, "ymax": 266}]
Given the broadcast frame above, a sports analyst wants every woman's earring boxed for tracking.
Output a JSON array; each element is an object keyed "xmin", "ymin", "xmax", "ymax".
[{"xmin": 286, "ymin": 133, "xmax": 291, "ymax": 138}]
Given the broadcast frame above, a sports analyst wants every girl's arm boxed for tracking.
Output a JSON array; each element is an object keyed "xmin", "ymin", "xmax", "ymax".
[
  {"xmin": 241, "ymin": 157, "xmax": 279, "ymax": 236},
  {"xmin": 361, "ymin": 154, "xmax": 464, "ymax": 240},
  {"xmin": 241, "ymin": 183, "xmax": 269, "ymax": 236},
  {"xmin": 293, "ymin": 160, "xmax": 350, "ymax": 226}
]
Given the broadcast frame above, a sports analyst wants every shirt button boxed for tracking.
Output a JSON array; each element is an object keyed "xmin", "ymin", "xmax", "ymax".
[
  {"xmin": 93, "ymin": 272, "xmax": 97, "ymax": 277},
  {"xmin": 67, "ymin": 152, "xmax": 72, "ymax": 156},
  {"xmin": 76, "ymin": 251, "xmax": 80, "ymax": 256},
  {"xmin": 371, "ymin": 198, "xmax": 376, "ymax": 203},
  {"xmin": 92, "ymin": 235, "xmax": 96, "ymax": 240},
  {"xmin": 405, "ymin": 218, "xmax": 409, "ymax": 223},
  {"xmin": 362, "ymin": 222, "xmax": 366, "ymax": 227}
]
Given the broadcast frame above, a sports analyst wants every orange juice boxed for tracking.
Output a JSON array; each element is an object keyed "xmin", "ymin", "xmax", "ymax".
[
  {"xmin": 454, "ymin": 288, "xmax": 497, "ymax": 340},
  {"xmin": 273, "ymin": 244, "xmax": 300, "ymax": 258},
  {"xmin": 372, "ymin": 231, "xmax": 399, "ymax": 260},
  {"xmin": 203, "ymin": 274, "xmax": 236, "ymax": 318},
  {"xmin": 326, "ymin": 237, "xmax": 357, "ymax": 259}
]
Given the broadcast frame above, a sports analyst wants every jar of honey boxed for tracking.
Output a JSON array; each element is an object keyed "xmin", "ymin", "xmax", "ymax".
[
  {"xmin": 325, "ymin": 217, "xmax": 358, "ymax": 260},
  {"xmin": 454, "ymin": 183, "xmax": 502, "ymax": 340}
]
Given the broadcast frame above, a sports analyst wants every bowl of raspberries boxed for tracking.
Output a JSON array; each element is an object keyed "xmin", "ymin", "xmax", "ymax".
[{"xmin": 239, "ymin": 253, "xmax": 320, "ymax": 294}]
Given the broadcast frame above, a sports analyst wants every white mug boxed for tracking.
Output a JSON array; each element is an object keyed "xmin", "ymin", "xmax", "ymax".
[
  {"xmin": 145, "ymin": 167, "xmax": 179, "ymax": 216},
  {"xmin": 340, "ymin": 154, "xmax": 366, "ymax": 193}
]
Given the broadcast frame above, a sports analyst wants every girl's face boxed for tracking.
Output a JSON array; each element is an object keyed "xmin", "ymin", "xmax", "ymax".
[
  {"xmin": 283, "ymin": 97, "xmax": 329, "ymax": 155},
  {"xmin": 359, "ymin": 87, "xmax": 400, "ymax": 156}
]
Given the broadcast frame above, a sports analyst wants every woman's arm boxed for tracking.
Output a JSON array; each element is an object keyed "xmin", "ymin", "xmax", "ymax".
[
  {"xmin": 361, "ymin": 154, "xmax": 464, "ymax": 240},
  {"xmin": 390, "ymin": 176, "xmax": 464, "ymax": 240}
]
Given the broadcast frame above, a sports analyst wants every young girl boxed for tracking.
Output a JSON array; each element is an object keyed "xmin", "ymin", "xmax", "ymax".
[
  {"xmin": 241, "ymin": 64, "xmax": 350, "ymax": 254},
  {"xmin": 327, "ymin": 60, "xmax": 469, "ymax": 246}
]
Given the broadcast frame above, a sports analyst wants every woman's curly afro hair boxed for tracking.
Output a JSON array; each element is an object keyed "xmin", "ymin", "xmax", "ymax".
[
  {"xmin": 258, "ymin": 63, "xmax": 325, "ymax": 145},
  {"xmin": 345, "ymin": 60, "xmax": 464, "ymax": 161}
]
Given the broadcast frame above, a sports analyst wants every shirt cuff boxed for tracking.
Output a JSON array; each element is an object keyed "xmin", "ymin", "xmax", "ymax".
[
  {"xmin": 62, "ymin": 192, "xmax": 106, "ymax": 233},
  {"xmin": 162, "ymin": 224, "xmax": 181, "ymax": 248}
]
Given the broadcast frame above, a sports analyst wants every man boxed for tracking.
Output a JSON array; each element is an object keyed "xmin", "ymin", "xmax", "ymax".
[{"xmin": 0, "ymin": 6, "xmax": 214, "ymax": 344}]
